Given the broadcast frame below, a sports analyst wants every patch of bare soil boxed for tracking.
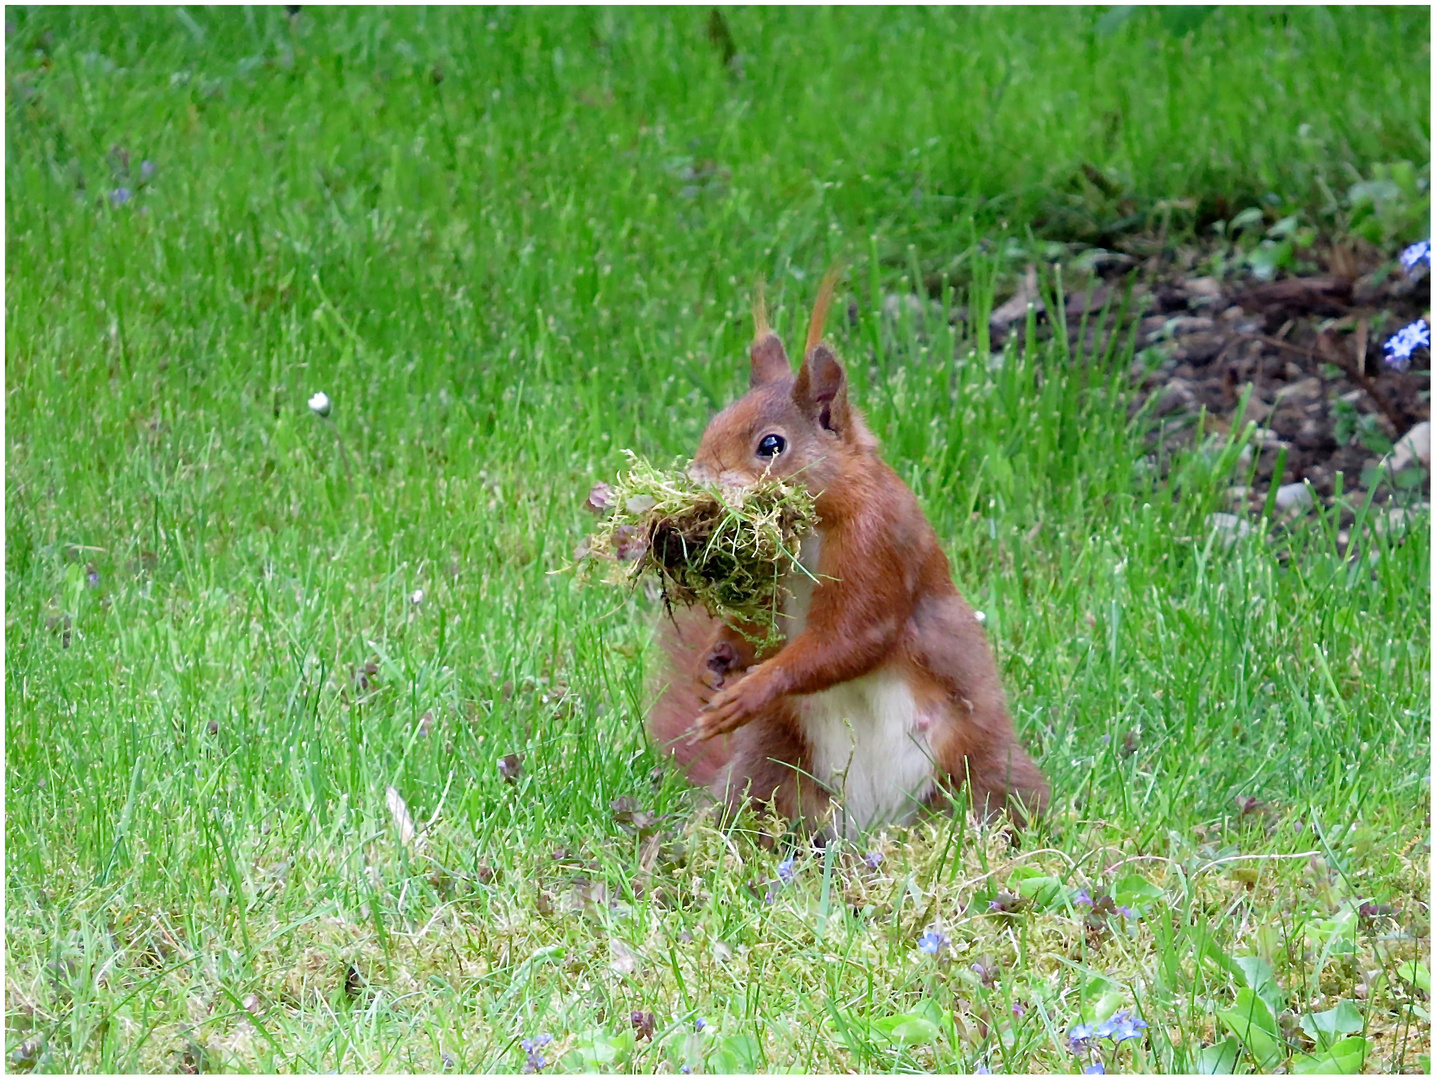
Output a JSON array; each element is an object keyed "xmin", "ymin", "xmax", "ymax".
[{"xmin": 987, "ymin": 240, "xmax": 1431, "ymax": 523}]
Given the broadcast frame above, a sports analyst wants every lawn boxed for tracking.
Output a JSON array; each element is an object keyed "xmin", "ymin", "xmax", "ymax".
[{"xmin": 4, "ymin": 6, "xmax": 1430, "ymax": 1073}]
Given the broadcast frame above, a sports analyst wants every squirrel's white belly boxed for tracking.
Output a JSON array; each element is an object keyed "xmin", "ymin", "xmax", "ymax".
[
  {"xmin": 799, "ymin": 671, "xmax": 938, "ymax": 837},
  {"xmin": 784, "ymin": 533, "xmax": 938, "ymax": 837}
]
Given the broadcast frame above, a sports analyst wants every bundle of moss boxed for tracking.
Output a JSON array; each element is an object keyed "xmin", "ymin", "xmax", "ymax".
[{"xmin": 576, "ymin": 452, "xmax": 819, "ymax": 645}]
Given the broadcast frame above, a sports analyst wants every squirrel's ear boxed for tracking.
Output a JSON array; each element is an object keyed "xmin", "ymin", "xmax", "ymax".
[
  {"xmin": 749, "ymin": 333, "xmax": 790, "ymax": 387},
  {"xmin": 793, "ymin": 344, "xmax": 850, "ymax": 436},
  {"xmin": 748, "ymin": 281, "xmax": 790, "ymax": 386}
]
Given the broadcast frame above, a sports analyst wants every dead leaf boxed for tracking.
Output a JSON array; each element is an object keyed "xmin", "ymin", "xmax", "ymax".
[
  {"xmin": 497, "ymin": 753, "xmax": 524, "ymax": 784},
  {"xmin": 989, "ymin": 264, "xmax": 1042, "ymax": 333}
]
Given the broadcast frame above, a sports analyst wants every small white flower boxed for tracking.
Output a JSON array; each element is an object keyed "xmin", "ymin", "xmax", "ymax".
[
  {"xmin": 308, "ymin": 391, "xmax": 332, "ymax": 417},
  {"xmin": 1384, "ymin": 319, "xmax": 1430, "ymax": 372},
  {"xmin": 409, "ymin": 589, "xmax": 425, "ymax": 606},
  {"xmin": 973, "ymin": 610, "xmax": 987, "ymax": 624}
]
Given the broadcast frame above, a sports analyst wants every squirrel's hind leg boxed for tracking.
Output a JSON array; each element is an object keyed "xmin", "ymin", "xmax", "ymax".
[{"xmin": 711, "ymin": 710, "xmax": 832, "ymax": 832}]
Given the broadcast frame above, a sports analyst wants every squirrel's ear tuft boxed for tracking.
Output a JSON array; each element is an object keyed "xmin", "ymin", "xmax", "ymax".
[
  {"xmin": 804, "ymin": 263, "xmax": 843, "ymax": 355},
  {"xmin": 793, "ymin": 343, "xmax": 850, "ymax": 436}
]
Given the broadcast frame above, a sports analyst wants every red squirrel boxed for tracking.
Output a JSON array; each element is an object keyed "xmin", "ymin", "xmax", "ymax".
[{"xmin": 647, "ymin": 273, "xmax": 1049, "ymax": 838}]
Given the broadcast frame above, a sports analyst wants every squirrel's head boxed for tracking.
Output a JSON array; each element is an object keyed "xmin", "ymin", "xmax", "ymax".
[{"xmin": 691, "ymin": 271, "xmax": 875, "ymax": 493}]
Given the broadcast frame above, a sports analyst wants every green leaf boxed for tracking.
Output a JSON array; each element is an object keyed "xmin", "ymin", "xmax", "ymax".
[
  {"xmin": 709, "ymin": 1034, "xmax": 761, "ymax": 1074},
  {"xmin": 884, "ymin": 1016, "xmax": 940, "ymax": 1045},
  {"xmin": 1217, "ymin": 989, "xmax": 1282, "ymax": 1070},
  {"xmin": 871, "ymin": 1005, "xmax": 941, "ymax": 1045},
  {"xmin": 1091, "ymin": 991, "xmax": 1126, "ymax": 1026},
  {"xmin": 1395, "ymin": 960, "xmax": 1431, "ymax": 993},
  {"xmin": 911, "ymin": 996, "xmax": 955, "ymax": 1041},
  {"xmin": 1298, "ymin": 1000, "xmax": 1363, "ymax": 1049},
  {"xmin": 1291, "ymin": 1035, "xmax": 1369, "ymax": 1074},
  {"xmin": 1011, "ymin": 874, "xmax": 1062, "ymax": 908},
  {"xmin": 1234, "ymin": 955, "xmax": 1286, "ymax": 1016},
  {"xmin": 1196, "ymin": 932, "xmax": 1244, "ymax": 983},
  {"xmin": 564, "ymin": 1028, "xmax": 636, "ymax": 1069},
  {"xmin": 1230, "ymin": 206, "xmax": 1266, "ymax": 232},
  {"xmin": 1308, "ymin": 908, "xmax": 1359, "ymax": 957},
  {"xmin": 1194, "ymin": 1036, "xmax": 1243, "ymax": 1075},
  {"xmin": 1113, "ymin": 875, "xmax": 1163, "ymax": 906}
]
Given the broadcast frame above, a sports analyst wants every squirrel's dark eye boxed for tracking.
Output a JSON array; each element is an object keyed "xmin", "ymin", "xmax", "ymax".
[{"xmin": 756, "ymin": 433, "xmax": 786, "ymax": 459}]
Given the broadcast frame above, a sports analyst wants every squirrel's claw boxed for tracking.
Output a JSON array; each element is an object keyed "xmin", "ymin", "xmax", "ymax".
[{"xmin": 696, "ymin": 673, "xmax": 768, "ymax": 739}]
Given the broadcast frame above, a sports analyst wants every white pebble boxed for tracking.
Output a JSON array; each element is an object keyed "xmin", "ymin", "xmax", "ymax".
[{"xmin": 1274, "ymin": 482, "xmax": 1314, "ymax": 512}]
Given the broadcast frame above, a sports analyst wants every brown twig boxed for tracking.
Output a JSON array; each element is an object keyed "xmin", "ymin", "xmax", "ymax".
[{"xmin": 1239, "ymin": 331, "xmax": 1409, "ymax": 432}]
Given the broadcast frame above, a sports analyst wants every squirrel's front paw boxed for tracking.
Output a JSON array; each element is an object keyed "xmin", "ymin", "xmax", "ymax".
[{"xmin": 696, "ymin": 673, "xmax": 770, "ymax": 739}]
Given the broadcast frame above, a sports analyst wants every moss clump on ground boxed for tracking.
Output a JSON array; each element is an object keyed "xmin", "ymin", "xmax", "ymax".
[{"xmin": 576, "ymin": 452, "xmax": 819, "ymax": 644}]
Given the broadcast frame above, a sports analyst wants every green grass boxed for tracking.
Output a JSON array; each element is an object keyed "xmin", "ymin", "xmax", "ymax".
[{"xmin": 5, "ymin": 6, "xmax": 1430, "ymax": 1074}]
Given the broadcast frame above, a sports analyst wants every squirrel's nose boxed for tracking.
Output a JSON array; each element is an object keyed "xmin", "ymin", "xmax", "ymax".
[{"xmin": 688, "ymin": 462, "xmax": 716, "ymax": 485}]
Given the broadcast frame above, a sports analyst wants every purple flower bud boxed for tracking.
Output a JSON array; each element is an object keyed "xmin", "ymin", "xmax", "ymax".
[
  {"xmin": 776, "ymin": 856, "xmax": 796, "ymax": 883},
  {"xmin": 1400, "ymin": 239, "xmax": 1430, "ymax": 272},
  {"xmin": 864, "ymin": 851, "xmax": 884, "ymax": 869},
  {"xmin": 110, "ymin": 187, "xmax": 131, "ymax": 206},
  {"xmin": 140, "ymin": 159, "xmax": 156, "ymax": 180}
]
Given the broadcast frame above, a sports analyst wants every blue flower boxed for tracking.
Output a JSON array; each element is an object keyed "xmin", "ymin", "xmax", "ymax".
[
  {"xmin": 1116, "ymin": 904, "xmax": 1137, "ymax": 920},
  {"xmin": 1400, "ymin": 239, "xmax": 1430, "ymax": 272},
  {"xmin": 917, "ymin": 930, "xmax": 948, "ymax": 955},
  {"xmin": 1074, "ymin": 888, "xmax": 1094, "ymax": 906},
  {"xmin": 1384, "ymin": 319, "xmax": 1430, "ymax": 371},
  {"xmin": 140, "ymin": 159, "xmax": 156, "ymax": 181},
  {"xmin": 1106, "ymin": 1009, "xmax": 1148, "ymax": 1044},
  {"xmin": 694, "ymin": 1018, "xmax": 707, "ymax": 1033},
  {"xmin": 520, "ymin": 1034, "xmax": 552, "ymax": 1073},
  {"xmin": 110, "ymin": 187, "xmax": 131, "ymax": 206},
  {"xmin": 974, "ymin": 1063, "xmax": 992, "ymax": 1074},
  {"xmin": 776, "ymin": 856, "xmax": 796, "ymax": 884},
  {"xmin": 1067, "ymin": 1023, "xmax": 1096, "ymax": 1051},
  {"xmin": 1083, "ymin": 1062, "xmax": 1106, "ymax": 1074},
  {"xmin": 864, "ymin": 851, "xmax": 884, "ymax": 869}
]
